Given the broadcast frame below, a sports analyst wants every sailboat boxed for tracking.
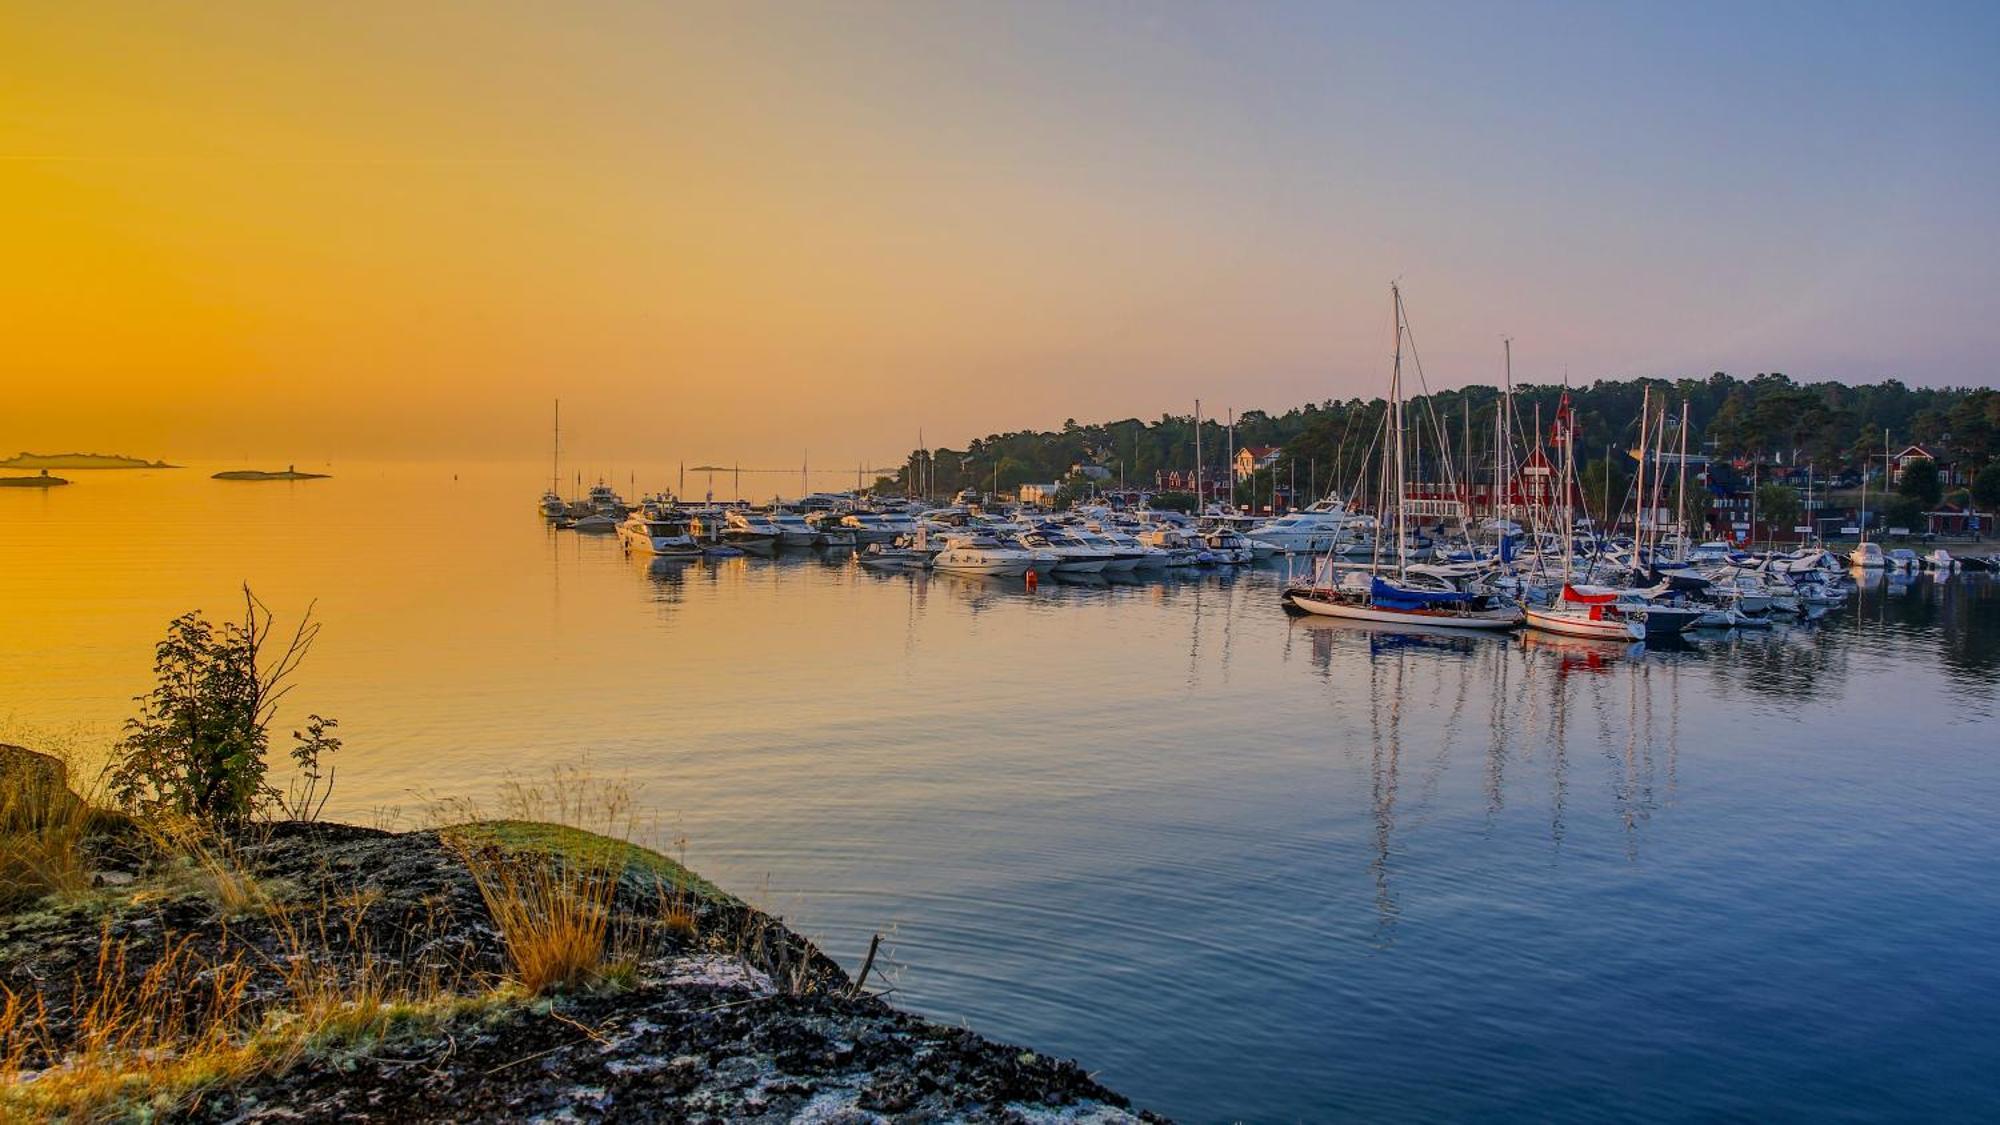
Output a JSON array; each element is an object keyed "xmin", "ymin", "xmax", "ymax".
[
  {"xmin": 1283, "ymin": 285, "xmax": 1523, "ymax": 630},
  {"xmin": 539, "ymin": 400, "xmax": 566, "ymax": 518},
  {"xmin": 1521, "ymin": 391, "xmax": 1648, "ymax": 641}
]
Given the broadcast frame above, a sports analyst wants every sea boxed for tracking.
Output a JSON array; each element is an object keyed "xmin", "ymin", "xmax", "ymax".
[{"xmin": 3, "ymin": 461, "xmax": 1996, "ymax": 1122}]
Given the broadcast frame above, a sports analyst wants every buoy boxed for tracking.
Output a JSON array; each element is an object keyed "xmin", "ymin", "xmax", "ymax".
[{"xmin": 1024, "ymin": 570, "xmax": 1039, "ymax": 591}]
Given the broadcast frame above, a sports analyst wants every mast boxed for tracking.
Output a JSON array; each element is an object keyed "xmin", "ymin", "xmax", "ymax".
[
  {"xmin": 1194, "ymin": 400, "xmax": 1203, "ymax": 512},
  {"xmin": 1676, "ymin": 402, "xmax": 1690, "ymax": 561},
  {"xmin": 1227, "ymin": 407, "xmax": 1235, "ymax": 512},
  {"xmin": 1634, "ymin": 386, "xmax": 1650, "ymax": 562},
  {"xmin": 1392, "ymin": 284, "xmax": 1409, "ymax": 580},
  {"xmin": 550, "ymin": 399, "xmax": 561, "ymax": 494}
]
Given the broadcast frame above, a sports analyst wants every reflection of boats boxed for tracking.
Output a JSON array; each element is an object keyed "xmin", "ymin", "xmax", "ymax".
[{"xmin": 1518, "ymin": 630, "xmax": 1644, "ymax": 669}]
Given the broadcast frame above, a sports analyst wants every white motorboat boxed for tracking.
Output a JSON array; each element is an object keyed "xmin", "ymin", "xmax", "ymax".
[
  {"xmin": 1887, "ymin": 548, "xmax": 1919, "ymax": 572},
  {"xmin": 769, "ymin": 511, "xmax": 821, "ymax": 548},
  {"xmin": 1093, "ymin": 527, "xmax": 1170, "ymax": 570},
  {"xmin": 724, "ymin": 510, "xmax": 782, "ymax": 553},
  {"xmin": 1199, "ymin": 527, "xmax": 1255, "ymax": 564},
  {"xmin": 1523, "ymin": 584, "xmax": 1647, "ymax": 641},
  {"xmin": 572, "ymin": 513, "xmax": 618, "ymax": 532},
  {"xmin": 1926, "ymin": 548, "xmax": 1959, "ymax": 570},
  {"xmin": 931, "ymin": 533, "xmax": 1037, "ymax": 577},
  {"xmin": 617, "ymin": 513, "xmax": 701, "ymax": 557},
  {"xmin": 1849, "ymin": 541, "xmax": 1886, "ymax": 569},
  {"xmin": 1020, "ymin": 528, "xmax": 1111, "ymax": 574},
  {"xmin": 1244, "ymin": 502, "xmax": 1357, "ymax": 555},
  {"xmin": 1069, "ymin": 527, "xmax": 1142, "ymax": 573},
  {"xmin": 841, "ymin": 512, "xmax": 916, "ymax": 544}
]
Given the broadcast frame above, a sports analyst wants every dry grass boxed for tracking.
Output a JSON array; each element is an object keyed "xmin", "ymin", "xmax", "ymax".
[
  {"xmin": 0, "ymin": 928, "xmax": 261, "ymax": 1121},
  {"xmin": 136, "ymin": 815, "xmax": 275, "ymax": 917},
  {"xmin": 437, "ymin": 766, "xmax": 648, "ymax": 994},
  {"xmin": 0, "ymin": 739, "xmax": 110, "ymax": 911}
]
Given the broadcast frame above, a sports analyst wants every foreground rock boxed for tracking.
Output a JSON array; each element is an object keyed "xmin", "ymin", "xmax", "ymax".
[{"xmin": 0, "ymin": 819, "xmax": 1160, "ymax": 1123}]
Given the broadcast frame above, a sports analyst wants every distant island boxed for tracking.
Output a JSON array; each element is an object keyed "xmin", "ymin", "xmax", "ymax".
[
  {"xmin": 0, "ymin": 451, "xmax": 174, "ymax": 470},
  {"xmin": 0, "ymin": 469, "xmax": 70, "ymax": 488},
  {"xmin": 213, "ymin": 465, "xmax": 330, "ymax": 481}
]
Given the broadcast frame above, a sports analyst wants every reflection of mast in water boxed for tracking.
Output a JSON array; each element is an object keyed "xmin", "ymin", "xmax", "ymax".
[
  {"xmin": 1365, "ymin": 646, "xmax": 1403, "ymax": 940},
  {"xmin": 1484, "ymin": 635, "xmax": 1510, "ymax": 821}
]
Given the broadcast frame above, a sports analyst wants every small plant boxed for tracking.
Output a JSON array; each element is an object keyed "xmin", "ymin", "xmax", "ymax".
[{"xmin": 108, "ymin": 586, "xmax": 341, "ymax": 832}]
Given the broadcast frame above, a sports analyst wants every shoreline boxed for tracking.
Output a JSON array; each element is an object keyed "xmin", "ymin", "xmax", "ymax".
[{"xmin": 0, "ymin": 746, "xmax": 1158, "ymax": 1122}]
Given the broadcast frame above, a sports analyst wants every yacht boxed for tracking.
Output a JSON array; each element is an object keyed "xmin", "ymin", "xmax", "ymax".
[
  {"xmin": 1093, "ymin": 527, "xmax": 1170, "ymax": 570},
  {"xmin": 931, "ymin": 532, "xmax": 1038, "ymax": 577},
  {"xmin": 617, "ymin": 512, "xmax": 701, "ymax": 557},
  {"xmin": 769, "ymin": 511, "xmax": 822, "ymax": 548},
  {"xmin": 1069, "ymin": 527, "xmax": 1141, "ymax": 573},
  {"xmin": 724, "ymin": 510, "xmax": 782, "ymax": 553},
  {"xmin": 841, "ymin": 512, "xmax": 914, "ymax": 545},
  {"xmin": 539, "ymin": 490, "xmax": 566, "ymax": 519},
  {"xmin": 1245, "ymin": 502, "xmax": 1356, "ymax": 555},
  {"xmin": 1199, "ymin": 527, "xmax": 1255, "ymax": 565},
  {"xmin": 585, "ymin": 480, "xmax": 624, "ymax": 517},
  {"xmin": 1019, "ymin": 528, "xmax": 1112, "ymax": 574}
]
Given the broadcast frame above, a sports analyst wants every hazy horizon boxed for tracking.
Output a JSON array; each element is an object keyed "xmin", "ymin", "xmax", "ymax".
[{"xmin": 7, "ymin": 1, "xmax": 1997, "ymax": 466}]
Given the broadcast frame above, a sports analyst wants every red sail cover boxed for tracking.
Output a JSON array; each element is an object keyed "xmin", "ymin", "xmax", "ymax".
[{"xmin": 1561, "ymin": 584, "xmax": 1620, "ymax": 604}]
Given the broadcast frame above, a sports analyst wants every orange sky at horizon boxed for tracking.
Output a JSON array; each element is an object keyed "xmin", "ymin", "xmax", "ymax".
[{"xmin": 6, "ymin": 3, "xmax": 1995, "ymax": 468}]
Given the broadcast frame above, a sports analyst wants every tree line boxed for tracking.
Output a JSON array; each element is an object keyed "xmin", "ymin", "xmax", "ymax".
[{"xmin": 880, "ymin": 373, "xmax": 2000, "ymax": 512}]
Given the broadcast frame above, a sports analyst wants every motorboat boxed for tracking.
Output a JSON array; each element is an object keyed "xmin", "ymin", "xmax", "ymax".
[
  {"xmin": 1848, "ymin": 541, "xmax": 1886, "ymax": 569},
  {"xmin": 1523, "ymin": 584, "xmax": 1647, "ymax": 641},
  {"xmin": 1198, "ymin": 527, "xmax": 1255, "ymax": 565},
  {"xmin": 539, "ymin": 490, "xmax": 566, "ymax": 519},
  {"xmin": 572, "ymin": 512, "xmax": 618, "ymax": 532},
  {"xmin": 724, "ymin": 510, "xmax": 782, "ymax": 553},
  {"xmin": 841, "ymin": 512, "xmax": 916, "ymax": 544},
  {"xmin": 1887, "ymin": 547, "xmax": 1920, "ymax": 572},
  {"xmin": 931, "ymin": 533, "xmax": 1038, "ymax": 577},
  {"xmin": 1244, "ymin": 503, "xmax": 1357, "ymax": 555},
  {"xmin": 1019, "ymin": 528, "xmax": 1112, "ymax": 574},
  {"xmin": 770, "ymin": 510, "xmax": 822, "ymax": 548},
  {"xmin": 1926, "ymin": 548, "xmax": 1959, "ymax": 571},
  {"xmin": 617, "ymin": 513, "xmax": 701, "ymax": 557}
]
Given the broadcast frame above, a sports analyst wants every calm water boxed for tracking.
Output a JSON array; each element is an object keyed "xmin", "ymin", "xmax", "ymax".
[{"xmin": 5, "ymin": 463, "xmax": 1999, "ymax": 1122}]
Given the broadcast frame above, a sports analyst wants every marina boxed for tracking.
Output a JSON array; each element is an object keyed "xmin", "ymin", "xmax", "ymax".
[{"xmin": 6, "ymin": 462, "xmax": 1998, "ymax": 1120}]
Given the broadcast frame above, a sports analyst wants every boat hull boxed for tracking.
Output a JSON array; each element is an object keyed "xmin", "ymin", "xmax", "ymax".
[
  {"xmin": 1523, "ymin": 607, "xmax": 1645, "ymax": 641},
  {"xmin": 1284, "ymin": 590, "xmax": 1523, "ymax": 630}
]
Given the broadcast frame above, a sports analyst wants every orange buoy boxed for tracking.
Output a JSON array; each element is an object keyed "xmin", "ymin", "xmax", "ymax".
[{"xmin": 1024, "ymin": 569, "xmax": 1039, "ymax": 591}]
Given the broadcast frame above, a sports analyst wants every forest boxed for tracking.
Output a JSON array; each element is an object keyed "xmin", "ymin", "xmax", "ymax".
[{"xmin": 881, "ymin": 374, "xmax": 2000, "ymax": 512}]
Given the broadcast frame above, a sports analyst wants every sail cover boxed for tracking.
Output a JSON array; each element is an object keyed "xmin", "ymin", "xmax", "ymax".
[
  {"xmin": 1561, "ymin": 584, "xmax": 1621, "ymax": 604},
  {"xmin": 1371, "ymin": 577, "xmax": 1475, "ymax": 609}
]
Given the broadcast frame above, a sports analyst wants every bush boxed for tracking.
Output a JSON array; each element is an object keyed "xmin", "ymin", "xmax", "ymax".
[
  {"xmin": 1149, "ymin": 490, "xmax": 1197, "ymax": 513},
  {"xmin": 108, "ymin": 587, "xmax": 340, "ymax": 832},
  {"xmin": 1973, "ymin": 463, "xmax": 2000, "ymax": 510}
]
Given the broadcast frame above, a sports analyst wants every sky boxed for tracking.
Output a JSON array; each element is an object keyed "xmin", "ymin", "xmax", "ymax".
[{"xmin": 4, "ymin": 1, "xmax": 1997, "ymax": 469}]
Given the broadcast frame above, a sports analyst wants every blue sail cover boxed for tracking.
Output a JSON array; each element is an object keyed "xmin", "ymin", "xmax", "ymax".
[{"xmin": 1370, "ymin": 577, "xmax": 1476, "ymax": 610}]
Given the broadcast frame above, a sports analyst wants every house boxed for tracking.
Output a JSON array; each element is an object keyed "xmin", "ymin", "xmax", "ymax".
[
  {"xmin": 1924, "ymin": 503, "xmax": 1989, "ymax": 537},
  {"xmin": 1234, "ymin": 446, "xmax": 1281, "ymax": 480},
  {"xmin": 1018, "ymin": 482, "xmax": 1063, "ymax": 507},
  {"xmin": 1890, "ymin": 445, "xmax": 1966, "ymax": 487}
]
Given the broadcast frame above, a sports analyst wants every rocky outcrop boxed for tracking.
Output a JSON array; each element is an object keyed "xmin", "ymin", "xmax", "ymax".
[{"xmin": 0, "ymin": 818, "xmax": 1159, "ymax": 1123}]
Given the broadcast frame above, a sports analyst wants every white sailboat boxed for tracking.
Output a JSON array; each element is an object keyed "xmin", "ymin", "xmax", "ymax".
[{"xmin": 1283, "ymin": 284, "xmax": 1524, "ymax": 631}]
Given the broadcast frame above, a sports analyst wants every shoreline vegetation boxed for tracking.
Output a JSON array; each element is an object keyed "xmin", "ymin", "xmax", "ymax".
[
  {"xmin": 0, "ymin": 452, "xmax": 175, "ymax": 470},
  {"xmin": 0, "ymin": 590, "xmax": 1150, "ymax": 1122}
]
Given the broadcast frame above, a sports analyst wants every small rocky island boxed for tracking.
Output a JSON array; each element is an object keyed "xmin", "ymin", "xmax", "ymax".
[
  {"xmin": 213, "ymin": 464, "xmax": 331, "ymax": 481},
  {"xmin": 0, "ymin": 745, "xmax": 1156, "ymax": 1122},
  {"xmin": 0, "ymin": 469, "xmax": 70, "ymax": 488},
  {"xmin": 0, "ymin": 451, "xmax": 174, "ymax": 470}
]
